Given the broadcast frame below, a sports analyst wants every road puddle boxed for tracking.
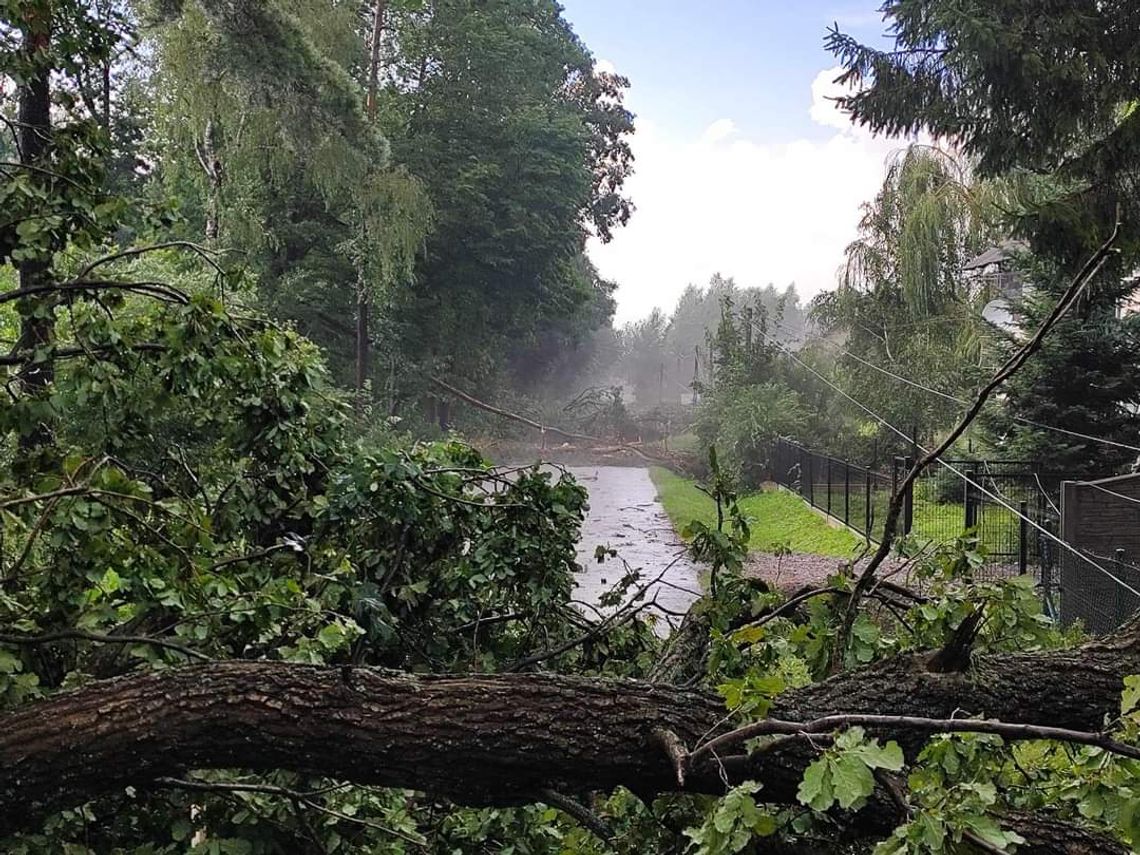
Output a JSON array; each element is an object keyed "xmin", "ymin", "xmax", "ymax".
[{"xmin": 565, "ymin": 466, "xmax": 703, "ymax": 632}]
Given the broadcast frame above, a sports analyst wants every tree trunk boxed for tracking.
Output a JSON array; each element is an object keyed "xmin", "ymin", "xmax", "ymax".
[
  {"xmin": 201, "ymin": 118, "xmax": 223, "ymax": 245},
  {"xmin": 354, "ymin": 0, "xmax": 387, "ymax": 411},
  {"xmin": 14, "ymin": 0, "xmax": 56, "ymax": 453},
  {"xmin": 0, "ymin": 663, "xmax": 722, "ymax": 831},
  {"xmin": 714, "ymin": 622, "xmax": 1140, "ymax": 827},
  {"xmin": 355, "ymin": 279, "xmax": 370, "ymax": 409},
  {"xmin": 3, "ymin": 623, "xmax": 1138, "ymax": 852},
  {"xmin": 366, "ymin": 0, "xmax": 387, "ymax": 121}
]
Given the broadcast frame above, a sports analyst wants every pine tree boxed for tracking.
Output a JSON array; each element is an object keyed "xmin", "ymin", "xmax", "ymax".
[{"xmin": 829, "ymin": 1, "xmax": 1140, "ymax": 473}]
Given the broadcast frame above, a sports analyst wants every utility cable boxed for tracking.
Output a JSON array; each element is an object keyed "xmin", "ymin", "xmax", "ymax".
[{"xmin": 753, "ymin": 323, "xmax": 1140, "ymax": 601}]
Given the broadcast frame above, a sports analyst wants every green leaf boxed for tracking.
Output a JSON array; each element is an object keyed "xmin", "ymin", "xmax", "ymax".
[
  {"xmin": 0, "ymin": 649, "xmax": 21, "ymax": 673},
  {"xmin": 831, "ymin": 755, "xmax": 876, "ymax": 809},
  {"xmin": 101, "ymin": 568, "xmax": 122, "ymax": 594},
  {"xmin": 959, "ymin": 814, "xmax": 1024, "ymax": 851},
  {"xmin": 853, "ymin": 739, "xmax": 905, "ymax": 772},
  {"xmin": 918, "ymin": 813, "xmax": 946, "ymax": 850},
  {"xmin": 1122, "ymin": 675, "xmax": 1140, "ymax": 715},
  {"xmin": 797, "ymin": 758, "xmax": 834, "ymax": 811},
  {"xmin": 317, "ymin": 622, "xmax": 346, "ymax": 650}
]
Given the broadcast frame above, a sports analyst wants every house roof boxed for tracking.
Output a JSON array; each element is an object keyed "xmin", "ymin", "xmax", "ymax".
[{"xmin": 963, "ymin": 240, "xmax": 1029, "ymax": 271}]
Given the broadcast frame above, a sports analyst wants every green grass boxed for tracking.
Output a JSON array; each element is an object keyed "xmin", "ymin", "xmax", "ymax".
[
  {"xmin": 911, "ymin": 500, "xmax": 1022, "ymax": 555},
  {"xmin": 649, "ymin": 467, "xmax": 862, "ymax": 558},
  {"xmin": 664, "ymin": 433, "xmax": 700, "ymax": 453}
]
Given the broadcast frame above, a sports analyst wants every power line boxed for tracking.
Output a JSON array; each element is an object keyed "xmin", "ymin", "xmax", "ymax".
[
  {"xmin": 771, "ymin": 318, "xmax": 1140, "ymax": 456},
  {"xmin": 752, "ymin": 323, "xmax": 1140, "ymax": 602}
]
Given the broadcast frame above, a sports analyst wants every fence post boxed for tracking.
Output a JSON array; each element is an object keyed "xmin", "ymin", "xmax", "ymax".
[
  {"xmin": 826, "ymin": 458, "xmax": 833, "ymax": 516},
  {"xmin": 864, "ymin": 472, "xmax": 872, "ymax": 538},
  {"xmin": 1018, "ymin": 500, "xmax": 1028, "ymax": 575},
  {"xmin": 1041, "ymin": 517, "xmax": 1056, "ymax": 619},
  {"xmin": 902, "ymin": 456, "xmax": 914, "ymax": 535},
  {"xmin": 844, "ymin": 462, "xmax": 851, "ymax": 526},
  {"xmin": 964, "ymin": 464, "xmax": 977, "ymax": 530},
  {"xmin": 807, "ymin": 453, "xmax": 814, "ymax": 507}
]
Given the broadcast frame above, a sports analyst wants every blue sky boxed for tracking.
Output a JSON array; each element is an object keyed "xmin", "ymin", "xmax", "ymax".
[
  {"xmin": 559, "ymin": 2, "xmax": 909, "ymax": 323},
  {"xmin": 561, "ymin": 1, "xmax": 890, "ymax": 142}
]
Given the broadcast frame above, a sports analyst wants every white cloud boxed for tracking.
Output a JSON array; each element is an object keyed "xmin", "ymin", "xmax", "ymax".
[
  {"xmin": 809, "ymin": 67, "xmax": 858, "ymax": 131},
  {"xmin": 700, "ymin": 118, "xmax": 737, "ymax": 145},
  {"xmin": 590, "ymin": 66, "xmax": 913, "ymax": 324}
]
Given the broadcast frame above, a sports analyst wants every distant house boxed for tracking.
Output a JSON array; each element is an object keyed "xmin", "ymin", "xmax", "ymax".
[
  {"xmin": 1122, "ymin": 270, "xmax": 1140, "ymax": 318},
  {"xmin": 965, "ymin": 241, "xmax": 1140, "ymax": 334},
  {"xmin": 963, "ymin": 241, "xmax": 1028, "ymax": 335}
]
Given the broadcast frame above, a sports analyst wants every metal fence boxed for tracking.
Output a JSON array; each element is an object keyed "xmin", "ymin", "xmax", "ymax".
[
  {"xmin": 1060, "ymin": 550, "xmax": 1140, "ymax": 635},
  {"xmin": 769, "ymin": 438, "xmax": 1140, "ymax": 632},
  {"xmin": 770, "ymin": 439, "xmax": 1061, "ymax": 588},
  {"xmin": 913, "ymin": 461, "xmax": 1062, "ymax": 584},
  {"xmin": 1058, "ymin": 475, "xmax": 1140, "ymax": 632},
  {"xmin": 771, "ymin": 439, "xmax": 894, "ymax": 543}
]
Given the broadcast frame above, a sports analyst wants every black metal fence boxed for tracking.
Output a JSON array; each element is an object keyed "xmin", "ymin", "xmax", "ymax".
[
  {"xmin": 771, "ymin": 439, "xmax": 894, "ymax": 543},
  {"xmin": 1060, "ymin": 550, "xmax": 1140, "ymax": 635},
  {"xmin": 770, "ymin": 438, "xmax": 1061, "ymax": 590},
  {"xmin": 769, "ymin": 438, "xmax": 1140, "ymax": 632}
]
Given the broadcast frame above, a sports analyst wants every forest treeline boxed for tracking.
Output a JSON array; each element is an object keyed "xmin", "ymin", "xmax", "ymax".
[
  {"xmin": 612, "ymin": 141, "xmax": 1140, "ymax": 484},
  {"xmin": 0, "ymin": 0, "xmax": 634, "ymax": 416}
]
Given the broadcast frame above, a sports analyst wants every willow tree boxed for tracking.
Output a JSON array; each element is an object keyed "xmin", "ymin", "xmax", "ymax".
[
  {"xmin": 812, "ymin": 145, "xmax": 998, "ymax": 450},
  {"xmin": 148, "ymin": 0, "xmax": 431, "ymax": 391},
  {"xmin": 827, "ymin": 0, "xmax": 1140, "ymax": 474}
]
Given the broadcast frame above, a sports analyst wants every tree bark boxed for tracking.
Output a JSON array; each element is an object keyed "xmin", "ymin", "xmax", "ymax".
[
  {"xmin": 0, "ymin": 663, "xmax": 723, "ymax": 832},
  {"xmin": 355, "ymin": 277, "xmax": 370, "ymax": 409},
  {"xmin": 354, "ymin": 0, "xmax": 387, "ymax": 411},
  {"xmin": 2, "ymin": 622, "xmax": 1137, "ymax": 852},
  {"xmin": 200, "ymin": 118, "xmax": 223, "ymax": 245},
  {"xmin": 14, "ymin": 0, "xmax": 56, "ymax": 453},
  {"xmin": 365, "ymin": 0, "xmax": 387, "ymax": 121}
]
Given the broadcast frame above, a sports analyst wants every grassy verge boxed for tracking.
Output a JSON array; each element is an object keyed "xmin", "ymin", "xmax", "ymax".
[
  {"xmin": 911, "ymin": 501, "xmax": 1022, "ymax": 555},
  {"xmin": 649, "ymin": 467, "xmax": 861, "ymax": 558}
]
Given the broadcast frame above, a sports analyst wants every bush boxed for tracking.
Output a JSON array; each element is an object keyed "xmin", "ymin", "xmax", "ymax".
[{"xmin": 696, "ymin": 381, "xmax": 807, "ymax": 487}]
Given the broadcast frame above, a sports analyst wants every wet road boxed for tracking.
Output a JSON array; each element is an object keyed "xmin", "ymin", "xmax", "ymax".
[{"xmin": 565, "ymin": 466, "xmax": 703, "ymax": 629}]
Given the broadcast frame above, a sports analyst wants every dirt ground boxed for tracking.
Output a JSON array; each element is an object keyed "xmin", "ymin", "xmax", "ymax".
[{"xmin": 744, "ymin": 550, "xmax": 924, "ymax": 593}]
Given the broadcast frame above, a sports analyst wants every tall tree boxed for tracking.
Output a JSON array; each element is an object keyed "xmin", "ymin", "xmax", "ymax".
[
  {"xmin": 379, "ymin": 0, "xmax": 634, "ymax": 395},
  {"xmin": 148, "ymin": 0, "xmax": 430, "ymax": 391},
  {"xmin": 812, "ymin": 145, "xmax": 997, "ymax": 449},
  {"xmin": 828, "ymin": 1, "xmax": 1140, "ymax": 472}
]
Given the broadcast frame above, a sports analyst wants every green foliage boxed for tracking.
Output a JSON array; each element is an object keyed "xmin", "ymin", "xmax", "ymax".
[
  {"xmin": 683, "ymin": 448, "xmax": 751, "ymax": 599},
  {"xmin": 797, "ymin": 727, "xmax": 904, "ymax": 812},
  {"xmin": 693, "ymin": 295, "xmax": 808, "ymax": 485},
  {"xmin": 9, "ymin": 0, "xmax": 1140, "ymax": 851},
  {"xmin": 615, "ymin": 274, "xmax": 807, "ymax": 413},
  {"xmin": 982, "ymin": 265, "xmax": 1140, "ymax": 475},
  {"xmin": 683, "ymin": 782, "xmax": 777, "ymax": 855},
  {"xmin": 0, "ymin": 248, "xmax": 647, "ymax": 849},
  {"xmin": 381, "ymin": 0, "xmax": 633, "ymax": 390},
  {"xmin": 810, "ymin": 146, "xmax": 996, "ymax": 451},
  {"xmin": 829, "ymin": 3, "xmax": 1140, "ymax": 474}
]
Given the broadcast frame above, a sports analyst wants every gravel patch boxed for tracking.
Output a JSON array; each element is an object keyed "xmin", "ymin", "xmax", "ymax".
[{"xmin": 744, "ymin": 551, "xmax": 919, "ymax": 593}]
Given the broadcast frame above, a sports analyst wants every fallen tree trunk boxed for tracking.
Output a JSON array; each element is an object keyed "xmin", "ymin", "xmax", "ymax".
[
  {"xmin": 0, "ymin": 663, "xmax": 724, "ymax": 832},
  {"xmin": 3, "ymin": 622, "xmax": 1138, "ymax": 852},
  {"xmin": 715, "ymin": 619, "xmax": 1140, "ymax": 813}
]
